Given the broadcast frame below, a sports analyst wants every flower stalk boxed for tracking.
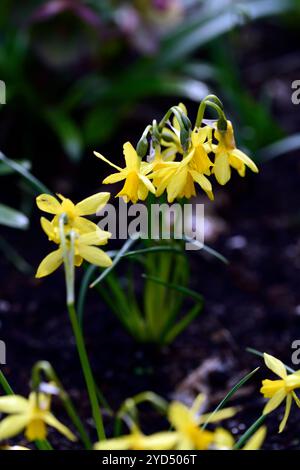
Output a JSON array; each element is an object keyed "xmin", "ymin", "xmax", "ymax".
[{"xmin": 59, "ymin": 214, "xmax": 106, "ymax": 442}]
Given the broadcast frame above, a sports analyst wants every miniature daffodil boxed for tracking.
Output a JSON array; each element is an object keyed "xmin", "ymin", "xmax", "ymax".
[
  {"xmin": 0, "ymin": 393, "xmax": 76, "ymax": 442},
  {"xmin": 36, "ymin": 192, "xmax": 110, "ymax": 235},
  {"xmin": 168, "ymin": 394, "xmax": 236, "ymax": 450},
  {"xmin": 260, "ymin": 353, "xmax": 300, "ymax": 432},
  {"xmin": 94, "ymin": 142, "xmax": 155, "ymax": 203},
  {"xmin": 213, "ymin": 121, "xmax": 258, "ymax": 185},
  {"xmin": 152, "ymin": 149, "xmax": 213, "ymax": 202},
  {"xmin": 36, "ymin": 229, "xmax": 112, "ymax": 278}
]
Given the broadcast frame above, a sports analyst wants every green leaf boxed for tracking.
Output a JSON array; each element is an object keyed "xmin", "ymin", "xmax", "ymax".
[
  {"xmin": 234, "ymin": 414, "xmax": 266, "ymax": 449},
  {"xmin": 183, "ymin": 236, "xmax": 228, "ymax": 264},
  {"xmin": 90, "ymin": 235, "xmax": 139, "ymax": 288},
  {"xmin": 0, "ymin": 151, "xmax": 50, "ymax": 194},
  {"xmin": 160, "ymin": 0, "xmax": 295, "ymax": 66},
  {"xmin": 0, "ymin": 203, "xmax": 29, "ymax": 229},
  {"xmin": 0, "ymin": 159, "xmax": 31, "ymax": 175},
  {"xmin": 202, "ymin": 367, "xmax": 260, "ymax": 430},
  {"xmin": 142, "ymin": 274, "xmax": 204, "ymax": 304},
  {"xmin": 164, "ymin": 303, "xmax": 203, "ymax": 344},
  {"xmin": 258, "ymin": 134, "xmax": 300, "ymax": 162}
]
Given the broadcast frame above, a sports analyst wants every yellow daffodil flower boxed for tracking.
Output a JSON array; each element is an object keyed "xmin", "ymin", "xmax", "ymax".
[
  {"xmin": 152, "ymin": 149, "xmax": 213, "ymax": 203},
  {"xmin": 213, "ymin": 121, "xmax": 258, "ymax": 185},
  {"xmin": 94, "ymin": 426, "xmax": 177, "ymax": 450},
  {"xmin": 168, "ymin": 394, "xmax": 236, "ymax": 450},
  {"xmin": 213, "ymin": 426, "xmax": 267, "ymax": 450},
  {"xmin": 36, "ymin": 229, "xmax": 112, "ymax": 278},
  {"xmin": 0, "ymin": 393, "xmax": 76, "ymax": 442},
  {"xmin": 36, "ymin": 192, "xmax": 110, "ymax": 235},
  {"xmin": 260, "ymin": 353, "xmax": 300, "ymax": 432},
  {"xmin": 94, "ymin": 142, "xmax": 155, "ymax": 203}
]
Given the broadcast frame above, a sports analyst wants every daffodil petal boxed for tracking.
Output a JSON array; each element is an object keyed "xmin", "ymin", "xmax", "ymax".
[
  {"xmin": 75, "ymin": 192, "xmax": 110, "ymax": 216},
  {"xmin": 263, "ymin": 388, "xmax": 286, "ymax": 415},
  {"xmin": 214, "ymin": 152, "xmax": 231, "ymax": 185},
  {"xmin": 167, "ymin": 168, "xmax": 188, "ymax": 203},
  {"xmin": 78, "ymin": 230, "xmax": 111, "ymax": 246},
  {"xmin": 0, "ymin": 396, "xmax": 28, "ymax": 413},
  {"xmin": 0, "ymin": 415, "xmax": 28, "ymax": 441},
  {"xmin": 141, "ymin": 432, "xmax": 178, "ymax": 450},
  {"xmin": 263, "ymin": 353, "xmax": 287, "ymax": 379},
  {"xmin": 35, "ymin": 249, "xmax": 63, "ymax": 278},
  {"xmin": 213, "ymin": 428, "xmax": 235, "ymax": 449},
  {"xmin": 78, "ymin": 245, "xmax": 112, "ymax": 268},
  {"xmin": 93, "ymin": 151, "xmax": 122, "ymax": 171},
  {"xmin": 279, "ymin": 394, "xmax": 292, "ymax": 433},
  {"xmin": 243, "ymin": 426, "xmax": 267, "ymax": 450},
  {"xmin": 168, "ymin": 402, "xmax": 191, "ymax": 432},
  {"xmin": 123, "ymin": 142, "xmax": 139, "ymax": 171},
  {"xmin": 200, "ymin": 407, "xmax": 236, "ymax": 425},
  {"xmin": 103, "ymin": 172, "xmax": 126, "ymax": 184},
  {"xmin": 44, "ymin": 412, "xmax": 76, "ymax": 442},
  {"xmin": 189, "ymin": 170, "xmax": 212, "ymax": 193},
  {"xmin": 231, "ymin": 149, "xmax": 258, "ymax": 173},
  {"xmin": 95, "ymin": 436, "xmax": 133, "ymax": 450},
  {"xmin": 36, "ymin": 194, "xmax": 61, "ymax": 215},
  {"xmin": 73, "ymin": 217, "xmax": 100, "ymax": 234},
  {"xmin": 138, "ymin": 174, "xmax": 156, "ymax": 194}
]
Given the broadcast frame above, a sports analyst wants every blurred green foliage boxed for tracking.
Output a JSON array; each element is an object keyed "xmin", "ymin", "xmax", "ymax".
[{"xmin": 0, "ymin": 0, "xmax": 299, "ymax": 164}]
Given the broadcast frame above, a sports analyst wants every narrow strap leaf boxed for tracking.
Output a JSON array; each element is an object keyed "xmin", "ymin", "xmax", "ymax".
[
  {"xmin": 90, "ymin": 235, "xmax": 139, "ymax": 288},
  {"xmin": 0, "ymin": 151, "xmax": 50, "ymax": 194},
  {"xmin": 202, "ymin": 367, "xmax": 259, "ymax": 430}
]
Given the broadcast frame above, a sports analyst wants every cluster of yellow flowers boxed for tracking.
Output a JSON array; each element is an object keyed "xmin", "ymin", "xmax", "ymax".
[
  {"xmin": 95, "ymin": 104, "xmax": 258, "ymax": 204},
  {"xmin": 95, "ymin": 395, "xmax": 265, "ymax": 451},
  {"xmin": 0, "ymin": 352, "xmax": 299, "ymax": 449},
  {"xmin": 35, "ymin": 193, "xmax": 112, "ymax": 278}
]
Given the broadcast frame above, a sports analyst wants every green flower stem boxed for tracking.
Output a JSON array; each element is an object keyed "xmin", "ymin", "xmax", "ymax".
[
  {"xmin": 233, "ymin": 414, "xmax": 266, "ymax": 449},
  {"xmin": 59, "ymin": 214, "xmax": 106, "ymax": 442},
  {"xmin": 67, "ymin": 302, "xmax": 106, "ymax": 442},
  {"xmin": 195, "ymin": 96, "xmax": 227, "ymax": 129}
]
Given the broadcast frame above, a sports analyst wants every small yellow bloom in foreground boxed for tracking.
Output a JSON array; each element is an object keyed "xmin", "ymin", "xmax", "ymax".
[
  {"xmin": 36, "ymin": 229, "xmax": 112, "ymax": 278},
  {"xmin": 168, "ymin": 394, "xmax": 236, "ymax": 450},
  {"xmin": 260, "ymin": 353, "xmax": 300, "ymax": 432},
  {"xmin": 213, "ymin": 121, "xmax": 258, "ymax": 185},
  {"xmin": 94, "ymin": 426, "xmax": 177, "ymax": 450},
  {"xmin": 0, "ymin": 393, "xmax": 76, "ymax": 442},
  {"xmin": 36, "ymin": 192, "xmax": 110, "ymax": 236},
  {"xmin": 213, "ymin": 426, "xmax": 267, "ymax": 450},
  {"xmin": 94, "ymin": 142, "xmax": 155, "ymax": 203}
]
